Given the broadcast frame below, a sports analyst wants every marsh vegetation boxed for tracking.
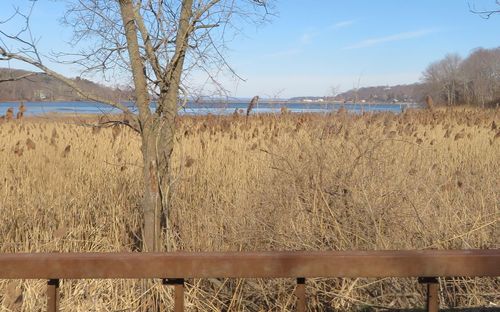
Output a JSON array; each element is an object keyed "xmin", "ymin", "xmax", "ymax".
[{"xmin": 0, "ymin": 108, "xmax": 499, "ymax": 311}]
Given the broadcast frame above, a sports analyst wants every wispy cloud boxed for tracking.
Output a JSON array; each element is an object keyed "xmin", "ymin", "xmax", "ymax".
[
  {"xmin": 300, "ymin": 32, "xmax": 314, "ymax": 45},
  {"xmin": 264, "ymin": 29, "xmax": 315, "ymax": 58},
  {"xmin": 299, "ymin": 28, "xmax": 319, "ymax": 45},
  {"xmin": 330, "ymin": 19, "xmax": 357, "ymax": 30},
  {"xmin": 263, "ymin": 48, "xmax": 302, "ymax": 58},
  {"xmin": 344, "ymin": 28, "xmax": 438, "ymax": 49}
]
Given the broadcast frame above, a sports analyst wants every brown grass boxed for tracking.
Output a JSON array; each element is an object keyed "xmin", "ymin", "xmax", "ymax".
[{"xmin": 0, "ymin": 108, "xmax": 499, "ymax": 311}]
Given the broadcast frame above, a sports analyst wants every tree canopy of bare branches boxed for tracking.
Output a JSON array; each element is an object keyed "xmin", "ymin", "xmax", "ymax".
[
  {"xmin": 0, "ymin": 0, "xmax": 272, "ymax": 251},
  {"xmin": 421, "ymin": 47, "xmax": 500, "ymax": 107}
]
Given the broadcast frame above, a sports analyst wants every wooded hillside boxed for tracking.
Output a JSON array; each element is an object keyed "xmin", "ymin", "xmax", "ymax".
[{"xmin": 0, "ymin": 68, "xmax": 133, "ymax": 102}]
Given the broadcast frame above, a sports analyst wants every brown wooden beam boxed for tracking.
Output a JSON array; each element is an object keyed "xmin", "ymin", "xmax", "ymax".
[{"xmin": 0, "ymin": 250, "xmax": 497, "ymax": 279}]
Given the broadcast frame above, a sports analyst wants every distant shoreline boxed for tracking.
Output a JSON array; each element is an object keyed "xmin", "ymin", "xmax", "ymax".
[{"xmin": 0, "ymin": 99, "xmax": 419, "ymax": 106}]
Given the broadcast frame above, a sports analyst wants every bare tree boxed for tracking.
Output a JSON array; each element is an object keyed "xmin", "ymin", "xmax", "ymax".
[
  {"xmin": 461, "ymin": 47, "xmax": 500, "ymax": 107},
  {"xmin": 0, "ymin": 0, "xmax": 271, "ymax": 251},
  {"xmin": 421, "ymin": 53, "xmax": 462, "ymax": 106},
  {"xmin": 421, "ymin": 48, "xmax": 500, "ymax": 107}
]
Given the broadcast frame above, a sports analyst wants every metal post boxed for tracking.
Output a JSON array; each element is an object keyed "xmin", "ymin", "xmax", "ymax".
[
  {"xmin": 163, "ymin": 278, "xmax": 184, "ymax": 312},
  {"xmin": 47, "ymin": 279, "xmax": 59, "ymax": 312},
  {"xmin": 418, "ymin": 277, "xmax": 439, "ymax": 312},
  {"xmin": 295, "ymin": 277, "xmax": 306, "ymax": 312}
]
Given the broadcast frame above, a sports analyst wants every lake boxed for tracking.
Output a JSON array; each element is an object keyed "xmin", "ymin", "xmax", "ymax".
[{"xmin": 0, "ymin": 101, "xmax": 421, "ymax": 116}]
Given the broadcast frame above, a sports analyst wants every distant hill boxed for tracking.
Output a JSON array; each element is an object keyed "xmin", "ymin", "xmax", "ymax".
[
  {"xmin": 0, "ymin": 68, "xmax": 133, "ymax": 102},
  {"xmin": 1, "ymin": 68, "xmax": 426, "ymax": 104},
  {"xmin": 290, "ymin": 83, "xmax": 425, "ymax": 103},
  {"xmin": 336, "ymin": 83, "xmax": 423, "ymax": 103}
]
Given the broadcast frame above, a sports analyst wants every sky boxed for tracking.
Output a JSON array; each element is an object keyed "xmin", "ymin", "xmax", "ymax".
[{"xmin": 1, "ymin": 0, "xmax": 499, "ymax": 98}]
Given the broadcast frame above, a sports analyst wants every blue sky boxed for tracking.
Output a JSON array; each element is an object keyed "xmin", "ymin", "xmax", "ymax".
[{"xmin": 1, "ymin": 0, "xmax": 499, "ymax": 98}]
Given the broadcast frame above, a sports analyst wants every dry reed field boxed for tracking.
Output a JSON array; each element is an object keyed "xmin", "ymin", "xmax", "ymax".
[{"xmin": 0, "ymin": 108, "xmax": 499, "ymax": 311}]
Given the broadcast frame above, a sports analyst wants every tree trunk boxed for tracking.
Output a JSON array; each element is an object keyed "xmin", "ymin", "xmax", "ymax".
[
  {"xmin": 119, "ymin": 0, "xmax": 193, "ymax": 251},
  {"xmin": 140, "ymin": 120, "xmax": 162, "ymax": 252},
  {"xmin": 119, "ymin": 0, "xmax": 158, "ymax": 251},
  {"xmin": 153, "ymin": 0, "xmax": 193, "ymax": 250},
  {"xmin": 140, "ymin": 112, "xmax": 176, "ymax": 252}
]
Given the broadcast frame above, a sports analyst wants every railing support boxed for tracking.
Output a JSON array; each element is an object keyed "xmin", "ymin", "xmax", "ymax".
[
  {"xmin": 295, "ymin": 277, "xmax": 306, "ymax": 312},
  {"xmin": 419, "ymin": 277, "xmax": 439, "ymax": 312},
  {"xmin": 163, "ymin": 278, "xmax": 185, "ymax": 312},
  {"xmin": 47, "ymin": 279, "xmax": 59, "ymax": 312}
]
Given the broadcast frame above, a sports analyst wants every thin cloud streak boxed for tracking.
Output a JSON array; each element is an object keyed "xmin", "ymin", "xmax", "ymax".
[
  {"xmin": 300, "ymin": 32, "xmax": 314, "ymax": 45},
  {"xmin": 344, "ymin": 29, "xmax": 438, "ymax": 49},
  {"xmin": 330, "ymin": 19, "xmax": 357, "ymax": 30},
  {"xmin": 299, "ymin": 28, "xmax": 319, "ymax": 45},
  {"xmin": 264, "ymin": 29, "xmax": 315, "ymax": 58},
  {"xmin": 262, "ymin": 48, "xmax": 302, "ymax": 58}
]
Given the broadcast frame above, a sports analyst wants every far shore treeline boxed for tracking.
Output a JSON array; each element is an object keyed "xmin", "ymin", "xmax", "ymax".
[
  {"xmin": 0, "ymin": 47, "xmax": 498, "ymax": 107},
  {"xmin": 420, "ymin": 47, "xmax": 500, "ymax": 107}
]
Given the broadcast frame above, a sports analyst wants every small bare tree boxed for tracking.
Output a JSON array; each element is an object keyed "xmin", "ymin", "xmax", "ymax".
[{"xmin": 0, "ymin": 0, "xmax": 271, "ymax": 251}]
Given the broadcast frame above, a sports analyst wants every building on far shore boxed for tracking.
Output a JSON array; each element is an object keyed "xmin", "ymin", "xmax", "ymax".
[{"xmin": 34, "ymin": 90, "xmax": 47, "ymax": 100}]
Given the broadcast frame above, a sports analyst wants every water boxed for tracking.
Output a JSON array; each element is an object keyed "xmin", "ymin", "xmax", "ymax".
[{"xmin": 0, "ymin": 101, "xmax": 421, "ymax": 116}]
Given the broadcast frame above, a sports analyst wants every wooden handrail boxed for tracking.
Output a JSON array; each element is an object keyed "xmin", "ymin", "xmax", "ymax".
[
  {"xmin": 0, "ymin": 250, "xmax": 498, "ymax": 312},
  {"xmin": 0, "ymin": 250, "xmax": 498, "ymax": 279}
]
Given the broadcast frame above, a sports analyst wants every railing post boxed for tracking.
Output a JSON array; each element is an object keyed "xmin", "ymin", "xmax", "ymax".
[
  {"xmin": 295, "ymin": 277, "xmax": 306, "ymax": 312},
  {"xmin": 163, "ymin": 278, "xmax": 185, "ymax": 312},
  {"xmin": 47, "ymin": 279, "xmax": 59, "ymax": 312},
  {"xmin": 418, "ymin": 277, "xmax": 439, "ymax": 312}
]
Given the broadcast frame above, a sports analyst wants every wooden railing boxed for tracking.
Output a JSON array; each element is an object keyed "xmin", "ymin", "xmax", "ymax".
[{"xmin": 0, "ymin": 250, "xmax": 498, "ymax": 311}]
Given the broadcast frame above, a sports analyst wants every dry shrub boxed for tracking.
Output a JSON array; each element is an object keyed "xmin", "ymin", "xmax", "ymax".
[{"xmin": 0, "ymin": 108, "xmax": 498, "ymax": 311}]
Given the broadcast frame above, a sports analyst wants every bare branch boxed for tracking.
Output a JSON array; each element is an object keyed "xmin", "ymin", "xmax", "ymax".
[
  {"xmin": 133, "ymin": 3, "xmax": 163, "ymax": 83},
  {"xmin": 469, "ymin": 0, "xmax": 500, "ymax": 19},
  {"xmin": 119, "ymin": 0, "xmax": 151, "ymax": 122}
]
